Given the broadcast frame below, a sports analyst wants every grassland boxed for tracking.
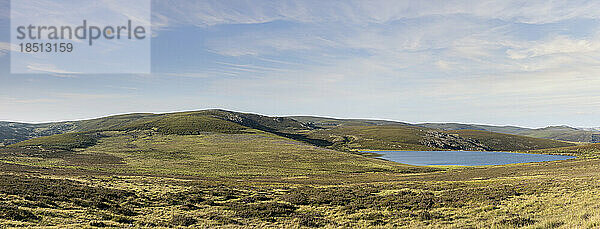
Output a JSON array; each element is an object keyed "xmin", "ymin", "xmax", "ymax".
[
  {"xmin": 418, "ymin": 123, "xmax": 600, "ymax": 143},
  {"xmin": 0, "ymin": 110, "xmax": 306, "ymax": 146},
  {"xmin": 444, "ymin": 129, "xmax": 574, "ymax": 151},
  {"xmin": 0, "ymin": 110, "xmax": 598, "ymax": 228},
  {"xmin": 7, "ymin": 130, "xmax": 427, "ymax": 177},
  {"xmin": 10, "ymin": 132, "xmax": 102, "ymax": 150},
  {"xmin": 2, "ymin": 110, "xmax": 576, "ymax": 152},
  {"xmin": 302, "ymin": 125, "xmax": 574, "ymax": 152},
  {"xmin": 1, "ymin": 138, "xmax": 599, "ymax": 228},
  {"xmin": 294, "ymin": 117, "xmax": 600, "ymax": 143}
]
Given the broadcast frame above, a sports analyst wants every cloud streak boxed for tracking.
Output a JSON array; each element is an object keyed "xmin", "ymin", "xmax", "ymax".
[
  {"xmin": 0, "ymin": 42, "xmax": 18, "ymax": 56},
  {"xmin": 152, "ymin": 0, "xmax": 600, "ymax": 28},
  {"xmin": 3, "ymin": 0, "xmax": 600, "ymax": 127},
  {"xmin": 506, "ymin": 35, "xmax": 600, "ymax": 59}
]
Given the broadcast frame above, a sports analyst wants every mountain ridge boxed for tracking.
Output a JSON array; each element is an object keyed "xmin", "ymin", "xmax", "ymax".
[
  {"xmin": 417, "ymin": 122, "xmax": 600, "ymax": 143},
  {"xmin": 0, "ymin": 110, "xmax": 582, "ymax": 151}
]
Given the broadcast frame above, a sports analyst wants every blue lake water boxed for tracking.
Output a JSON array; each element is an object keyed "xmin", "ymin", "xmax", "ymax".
[{"xmin": 367, "ymin": 151, "xmax": 575, "ymax": 166}]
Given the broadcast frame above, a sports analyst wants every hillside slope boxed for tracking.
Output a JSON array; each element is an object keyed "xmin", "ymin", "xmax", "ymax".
[
  {"xmin": 1, "ymin": 110, "xmax": 312, "ymax": 146},
  {"xmin": 290, "ymin": 117, "xmax": 574, "ymax": 151},
  {"xmin": 301, "ymin": 125, "xmax": 574, "ymax": 152},
  {"xmin": 444, "ymin": 130, "xmax": 574, "ymax": 151},
  {"xmin": 2, "ymin": 110, "xmax": 575, "ymax": 152},
  {"xmin": 418, "ymin": 123, "xmax": 600, "ymax": 143},
  {"xmin": 0, "ymin": 122, "xmax": 76, "ymax": 146},
  {"xmin": 7, "ymin": 130, "xmax": 430, "ymax": 178},
  {"xmin": 293, "ymin": 116, "xmax": 599, "ymax": 143},
  {"xmin": 1, "ymin": 111, "xmax": 598, "ymax": 228},
  {"xmin": 530, "ymin": 143, "xmax": 600, "ymax": 158},
  {"xmin": 289, "ymin": 116, "xmax": 410, "ymax": 127}
]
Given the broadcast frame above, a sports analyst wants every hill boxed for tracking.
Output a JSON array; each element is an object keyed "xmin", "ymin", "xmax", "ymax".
[
  {"xmin": 416, "ymin": 123, "xmax": 530, "ymax": 134},
  {"xmin": 288, "ymin": 116, "xmax": 573, "ymax": 151},
  {"xmin": 1, "ymin": 110, "xmax": 599, "ymax": 228},
  {"xmin": 443, "ymin": 130, "xmax": 575, "ymax": 151},
  {"xmin": 6, "ymin": 111, "xmax": 431, "ymax": 177},
  {"xmin": 0, "ymin": 121, "xmax": 76, "ymax": 146},
  {"xmin": 0, "ymin": 110, "xmax": 312, "ymax": 146},
  {"xmin": 418, "ymin": 123, "xmax": 600, "ymax": 143},
  {"xmin": 291, "ymin": 116, "xmax": 598, "ymax": 144},
  {"xmin": 299, "ymin": 123, "xmax": 574, "ymax": 152},
  {"xmin": 2, "ymin": 111, "xmax": 575, "ymax": 152},
  {"xmin": 580, "ymin": 127, "xmax": 600, "ymax": 131},
  {"xmin": 289, "ymin": 116, "xmax": 410, "ymax": 127},
  {"xmin": 529, "ymin": 143, "xmax": 600, "ymax": 158}
]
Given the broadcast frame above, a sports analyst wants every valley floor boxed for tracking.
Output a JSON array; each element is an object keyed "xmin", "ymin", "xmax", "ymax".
[{"xmin": 0, "ymin": 131, "xmax": 599, "ymax": 228}]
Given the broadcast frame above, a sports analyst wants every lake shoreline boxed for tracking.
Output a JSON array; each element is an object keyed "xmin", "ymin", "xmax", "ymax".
[{"xmin": 362, "ymin": 150, "xmax": 576, "ymax": 166}]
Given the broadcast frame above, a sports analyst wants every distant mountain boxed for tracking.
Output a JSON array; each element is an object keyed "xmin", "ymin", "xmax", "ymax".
[
  {"xmin": 289, "ymin": 116, "xmax": 410, "ymax": 127},
  {"xmin": 417, "ymin": 123, "xmax": 600, "ymax": 143},
  {"xmin": 416, "ymin": 123, "xmax": 530, "ymax": 134},
  {"xmin": 290, "ymin": 118, "xmax": 600, "ymax": 143},
  {"xmin": 290, "ymin": 116, "xmax": 574, "ymax": 151},
  {"xmin": 0, "ymin": 121, "xmax": 76, "ymax": 146},
  {"xmin": 0, "ymin": 110, "xmax": 577, "ymax": 151},
  {"xmin": 1, "ymin": 110, "xmax": 314, "ymax": 146}
]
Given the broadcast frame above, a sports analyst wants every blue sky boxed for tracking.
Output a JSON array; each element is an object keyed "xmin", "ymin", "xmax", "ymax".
[{"xmin": 1, "ymin": 0, "xmax": 600, "ymax": 128}]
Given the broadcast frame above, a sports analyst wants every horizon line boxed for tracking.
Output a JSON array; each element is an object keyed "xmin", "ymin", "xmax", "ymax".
[{"xmin": 0, "ymin": 108, "xmax": 594, "ymax": 130}]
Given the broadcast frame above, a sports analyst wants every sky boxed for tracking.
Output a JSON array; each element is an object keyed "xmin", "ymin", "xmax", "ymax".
[{"xmin": 1, "ymin": 0, "xmax": 600, "ymax": 128}]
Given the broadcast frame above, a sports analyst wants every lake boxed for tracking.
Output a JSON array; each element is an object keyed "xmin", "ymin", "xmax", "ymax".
[{"xmin": 366, "ymin": 150, "xmax": 575, "ymax": 166}]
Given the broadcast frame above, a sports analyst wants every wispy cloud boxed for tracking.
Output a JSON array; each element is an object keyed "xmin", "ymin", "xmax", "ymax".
[
  {"xmin": 214, "ymin": 61, "xmax": 291, "ymax": 73},
  {"xmin": 506, "ymin": 35, "xmax": 600, "ymax": 59},
  {"xmin": 3, "ymin": 0, "xmax": 600, "ymax": 127},
  {"xmin": 0, "ymin": 42, "xmax": 18, "ymax": 57},
  {"xmin": 55, "ymin": 92, "xmax": 129, "ymax": 100},
  {"xmin": 152, "ymin": 0, "xmax": 600, "ymax": 28},
  {"xmin": 1, "ymin": 97, "xmax": 60, "ymax": 105},
  {"xmin": 26, "ymin": 63, "xmax": 80, "ymax": 76},
  {"xmin": 163, "ymin": 72, "xmax": 240, "ymax": 78}
]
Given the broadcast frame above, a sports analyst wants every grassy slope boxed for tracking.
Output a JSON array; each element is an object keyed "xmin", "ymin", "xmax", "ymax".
[
  {"xmin": 419, "ymin": 123, "xmax": 600, "ymax": 143},
  {"xmin": 84, "ymin": 130, "xmax": 428, "ymax": 177},
  {"xmin": 3, "ymin": 110, "xmax": 577, "ymax": 152},
  {"xmin": 0, "ymin": 122, "xmax": 76, "ymax": 146},
  {"xmin": 298, "ymin": 117, "xmax": 599, "ymax": 144},
  {"xmin": 0, "ymin": 124, "xmax": 29, "ymax": 146},
  {"xmin": 289, "ymin": 116, "xmax": 410, "ymax": 127},
  {"xmin": 1, "ymin": 110, "xmax": 311, "ymax": 145},
  {"xmin": 529, "ymin": 143, "xmax": 600, "ymax": 158},
  {"xmin": 6, "ymin": 128, "xmax": 430, "ymax": 178},
  {"xmin": 10, "ymin": 132, "xmax": 102, "ymax": 150},
  {"xmin": 519, "ymin": 126, "xmax": 598, "ymax": 142},
  {"xmin": 444, "ymin": 129, "xmax": 575, "ymax": 151},
  {"xmin": 1, "ymin": 112, "xmax": 600, "ymax": 227},
  {"xmin": 305, "ymin": 125, "xmax": 438, "ymax": 151},
  {"xmin": 4, "ymin": 112, "xmax": 420, "ymax": 178},
  {"xmin": 417, "ymin": 123, "xmax": 530, "ymax": 135},
  {"xmin": 120, "ymin": 114, "xmax": 250, "ymax": 134},
  {"xmin": 1, "ymin": 133, "xmax": 599, "ymax": 227},
  {"xmin": 302, "ymin": 124, "xmax": 574, "ymax": 152}
]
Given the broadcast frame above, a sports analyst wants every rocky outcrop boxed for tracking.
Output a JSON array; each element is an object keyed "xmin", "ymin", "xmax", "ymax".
[{"xmin": 420, "ymin": 131, "xmax": 489, "ymax": 151}]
